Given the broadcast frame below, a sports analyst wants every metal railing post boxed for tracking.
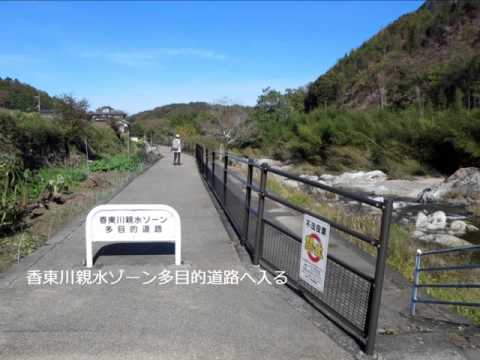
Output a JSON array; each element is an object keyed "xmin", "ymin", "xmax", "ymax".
[
  {"xmin": 205, "ymin": 149, "xmax": 209, "ymax": 180},
  {"xmin": 211, "ymin": 151, "xmax": 216, "ymax": 188},
  {"xmin": 253, "ymin": 163, "xmax": 268, "ymax": 265},
  {"xmin": 410, "ymin": 249, "xmax": 422, "ymax": 316},
  {"xmin": 202, "ymin": 146, "xmax": 206, "ymax": 176},
  {"xmin": 198, "ymin": 145, "xmax": 202, "ymax": 171},
  {"xmin": 365, "ymin": 198, "xmax": 393, "ymax": 355},
  {"xmin": 201, "ymin": 146, "xmax": 204, "ymax": 174},
  {"xmin": 223, "ymin": 153, "xmax": 228, "ymax": 205},
  {"xmin": 196, "ymin": 145, "xmax": 200, "ymax": 169},
  {"xmin": 241, "ymin": 158, "xmax": 253, "ymax": 246}
]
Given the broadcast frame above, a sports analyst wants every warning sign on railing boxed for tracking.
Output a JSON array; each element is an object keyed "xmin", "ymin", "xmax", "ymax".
[{"xmin": 299, "ymin": 214, "xmax": 330, "ymax": 292}]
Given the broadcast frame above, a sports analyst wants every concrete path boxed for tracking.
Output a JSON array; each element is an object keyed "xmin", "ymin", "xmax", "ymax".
[{"xmin": 0, "ymin": 150, "xmax": 353, "ymax": 360}]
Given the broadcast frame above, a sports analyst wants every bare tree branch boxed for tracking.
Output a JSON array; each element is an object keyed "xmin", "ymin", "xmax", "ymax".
[{"xmin": 201, "ymin": 100, "xmax": 249, "ymax": 150}]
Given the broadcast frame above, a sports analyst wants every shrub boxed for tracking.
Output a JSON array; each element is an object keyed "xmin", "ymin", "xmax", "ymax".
[
  {"xmin": 84, "ymin": 124, "xmax": 123, "ymax": 157},
  {"xmin": 30, "ymin": 167, "xmax": 88, "ymax": 199},
  {"xmin": 0, "ymin": 112, "xmax": 64, "ymax": 169},
  {"xmin": 0, "ymin": 154, "xmax": 27, "ymax": 234},
  {"xmin": 90, "ymin": 154, "xmax": 141, "ymax": 172},
  {"xmin": 250, "ymin": 105, "xmax": 480, "ymax": 177}
]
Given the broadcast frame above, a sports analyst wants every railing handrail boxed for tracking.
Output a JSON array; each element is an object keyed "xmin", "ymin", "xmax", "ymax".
[
  {"xmin": 418, "ymin": 245, "xmax": 480, "ymax": 256},
  {"xmin": 410, "ymin": 246, "xmax": 480, "ymax": 316},
  {"xmin": 218, "ymin": 146, "xmax": 386, "ymax": 246},
  {"xmin": 206, "ymin": 148, "xmax": 385, "ymax": 209}
]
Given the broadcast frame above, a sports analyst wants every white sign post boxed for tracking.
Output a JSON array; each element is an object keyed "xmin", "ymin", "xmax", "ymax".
[
  {"xmin": 299, "ymin": 214, "xmax": 330, "ymax": 292},
  {"xmin": 85, "ymin": 204, "xmax": 181, "ymax": 268}
]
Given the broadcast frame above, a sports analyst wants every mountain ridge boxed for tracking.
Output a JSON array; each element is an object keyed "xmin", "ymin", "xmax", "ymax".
[{"xmin": 305, "ymin": 0, "xmax": 480, "ymax": 111}]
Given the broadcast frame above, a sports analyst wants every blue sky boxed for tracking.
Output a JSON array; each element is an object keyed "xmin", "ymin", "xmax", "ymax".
[{"xmin": 0, "ymin": 1, "xmax": 422, "ymax": 114}]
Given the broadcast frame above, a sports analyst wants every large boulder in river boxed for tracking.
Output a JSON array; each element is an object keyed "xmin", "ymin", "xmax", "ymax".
[
  {"xmin": 449, "ymin": 220, "xmax": 468, "ymax": 236},
  {"xmin": 414, "ymin": 211, "xmax": 478, "ymax": 246},
  {"xmin": 319, "ymin": 170, "xmax": 387, "ymax": 186},
  {"xmin": 415, "ymin": 211, "xmax": 447, "ymax": 231},
  {"xmin": 416, "ymin": 233, "xmax": 471, "ymax": 247},
  {"xmin": 418, "ymin": 167, "xmax": 480, "ymax": 205},
  {"xmin": 415, "ymin": 212, "xmax": 429, "ymax": 229},
  {"xmin": 427, "ymin": 211, "xmax": 447, "ymax": 231},
  {"xmin": 257, "ymin": 158, "xmax": 282, "ymax": 167},
  {"xmin": 282, "ymin": 179, "xmax": 301, "ymax": 190}
]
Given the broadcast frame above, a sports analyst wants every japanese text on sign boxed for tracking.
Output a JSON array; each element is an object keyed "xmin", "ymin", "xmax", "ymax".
[
  {"xmin": 299, "ymin": 214, "xmax": 330, "ymax": 292},
  {"xmin": 85, "ymin": 204, "xmax": 181, "ymax": 267}
]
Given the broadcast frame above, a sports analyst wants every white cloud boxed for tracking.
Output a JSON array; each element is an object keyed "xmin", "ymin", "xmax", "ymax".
[{"xmin": 79, "ymin": 48, "xmax": 227, "ymax": 67}]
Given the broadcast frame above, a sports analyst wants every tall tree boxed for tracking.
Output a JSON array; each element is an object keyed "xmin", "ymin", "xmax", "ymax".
[
  {"xmin": 54, "ymin": 95, "xmax": 90, "ymax": 159},
  {"xmin": 201, "ymin": 100, "xmax": 249, "ymax": 151}
]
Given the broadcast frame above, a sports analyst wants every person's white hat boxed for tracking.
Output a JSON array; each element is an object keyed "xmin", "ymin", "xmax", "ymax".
[{"xmin": 175, "ymin": 134, "xmax": 180, "ymax": 138}]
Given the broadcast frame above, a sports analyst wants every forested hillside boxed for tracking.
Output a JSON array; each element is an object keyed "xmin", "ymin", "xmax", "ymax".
[
  {"xmin": 129, "ymin": 102, "xmax": 251, "ymax": 148},
  {"xmin": 240, "ymin": 0, "xmax": 480, "ymax": 176},
  {"xmin": 0, "ymin": 77, "xmax": 60, "ymax": 112},
  {"xmin": 129, "ymin": 102, "xmax": 212, "ymax": 139},
  {"xmin": 130, "ymin": 102, "xmax": 213, "ymax": 123},
  {"xmin": 306, "ymin": 0, "xmax": 480, "ymax": 111}
]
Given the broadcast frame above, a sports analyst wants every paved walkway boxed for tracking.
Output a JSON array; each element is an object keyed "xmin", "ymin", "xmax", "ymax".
[{"xmin": 0, "ymin": 150, "xmax": 352, "ymax": 360}]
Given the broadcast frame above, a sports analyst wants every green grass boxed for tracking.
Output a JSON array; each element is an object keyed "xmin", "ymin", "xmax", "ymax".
[
  {"xmin": 90, "ymin": 154, "xmax": 142, "ymax": 172},
  {"xmin": 28, "ymin": 167, "xmax": 88, "ymax": 199}
]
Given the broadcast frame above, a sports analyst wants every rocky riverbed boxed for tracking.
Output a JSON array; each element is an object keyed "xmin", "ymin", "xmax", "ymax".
[{"xmin": 260, "ymin": 158, "xmax": 480, "ymax": 247}]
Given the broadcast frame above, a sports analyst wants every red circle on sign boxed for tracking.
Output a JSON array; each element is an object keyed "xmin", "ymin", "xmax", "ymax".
[{"xmin": 307, "ymin": 233, "xmax": 321, "ymax": 263}]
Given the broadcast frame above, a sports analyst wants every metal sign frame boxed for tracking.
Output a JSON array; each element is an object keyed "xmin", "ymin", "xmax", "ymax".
[{"xmin": 85, "ymin": 204, "xmax": 181, "ymax": 267}]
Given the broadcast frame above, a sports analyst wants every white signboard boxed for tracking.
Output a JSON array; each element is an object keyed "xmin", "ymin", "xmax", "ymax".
[
  {"xmin": 85, "ymin": 204, "xmax": 181, "ymax": 268},
  {"xmin": 299, "ymin": 214, "xmax": 330, "ymax": 292}
]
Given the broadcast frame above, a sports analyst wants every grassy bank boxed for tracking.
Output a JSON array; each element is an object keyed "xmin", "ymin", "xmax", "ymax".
[
  {"xmin": 0, "ymin": 170, "xmax": 136, "ymax": 272},
  {"xmin": 0, "ymin": 150, "xmax": 157, "ymax": 272}
]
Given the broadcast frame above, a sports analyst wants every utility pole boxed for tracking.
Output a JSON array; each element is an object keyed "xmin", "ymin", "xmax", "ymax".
[
  {"xmin": 127, "ymin": 125, "xmax": 130, "ymax": 161},
  {"xmin": 35, "ymin": 93, "xmax": 41, "ymax": 112},
  {"xmin": 85, "ymin": 138, "xmax": 89, "ymax": 176}
]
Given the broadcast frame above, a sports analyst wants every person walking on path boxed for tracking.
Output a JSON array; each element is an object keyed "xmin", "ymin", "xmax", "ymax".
[{"xmin": 171, "ymin": 134, "xmax": 182, "ymax": 165}]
